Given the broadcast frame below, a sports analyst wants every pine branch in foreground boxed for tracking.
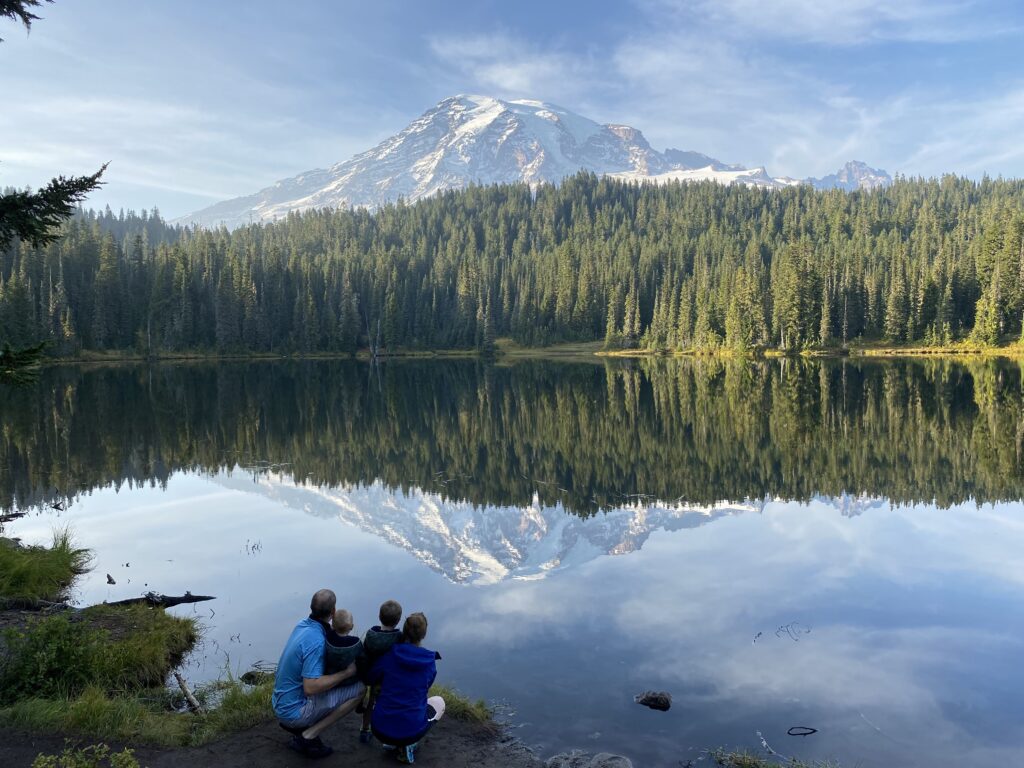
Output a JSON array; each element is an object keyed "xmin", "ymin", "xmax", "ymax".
[
  {"xmin": 0, "ymin": 0, "xmax": 50, "ymax": 41},
  {"xmin": 0, "ymin": 164, "xmax": 106, "ymax": 250}
]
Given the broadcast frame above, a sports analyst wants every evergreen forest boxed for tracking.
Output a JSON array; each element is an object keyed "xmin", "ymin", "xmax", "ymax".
[{"xmin": 2, "ymin": 173, "xmax": 1024, "ymax": 355}]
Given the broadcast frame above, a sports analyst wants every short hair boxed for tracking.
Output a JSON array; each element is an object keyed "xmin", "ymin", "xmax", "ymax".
[
  {"xmin": 310, "ymin": 589, "xmax": 336, "ymax": 621},
  {"xmin": 333, "ymin": 608, "xmax": 353, "ymax": 632},
  {"xmin": 379, "ymin": 600, "xmax": 402, "ymax": 628},
  {"xmin": 402, "ymin": 612, "xmax": 428, "ymax": 644}
]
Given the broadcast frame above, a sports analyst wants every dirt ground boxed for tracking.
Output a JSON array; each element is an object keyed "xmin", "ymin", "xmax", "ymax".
[{"xmin": 0, "ymin": 715, "xmax": 544, "ymax": 768}]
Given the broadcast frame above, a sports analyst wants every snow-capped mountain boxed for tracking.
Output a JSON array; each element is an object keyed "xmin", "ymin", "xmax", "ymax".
[
  {"xmin": 177, "ymin": 95, "xmax": 891, "ymax": 229},
  {"xmin": 214, "ymin": 472, "xmax": 761, "ymax": 585}
]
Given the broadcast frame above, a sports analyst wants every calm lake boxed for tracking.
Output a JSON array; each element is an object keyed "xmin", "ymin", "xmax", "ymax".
[{"xmin": 3, "ymin": 357, "xmax": 1024, "ymax": 766}]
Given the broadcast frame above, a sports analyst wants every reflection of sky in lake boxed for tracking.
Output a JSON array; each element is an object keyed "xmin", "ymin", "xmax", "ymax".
[{"xmin": 13, "ymin": 471, "xmax": 1024, "ymax": 767}]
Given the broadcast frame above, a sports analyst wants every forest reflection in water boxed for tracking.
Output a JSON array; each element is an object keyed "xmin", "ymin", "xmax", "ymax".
[{"xmin": 2, "ymin": 355, "xmax": 1023, "ymax": 515}]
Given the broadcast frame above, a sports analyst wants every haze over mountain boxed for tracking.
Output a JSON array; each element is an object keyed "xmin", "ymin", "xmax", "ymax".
[{"xmin": 176, "ymin": 95, "xmax": 891, "ymax": 229}]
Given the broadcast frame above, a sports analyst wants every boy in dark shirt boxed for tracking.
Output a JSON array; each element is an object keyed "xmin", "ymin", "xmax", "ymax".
[
  {"xmin": 358, "ymin": 599, "xmax": 402, "ymax": 743},
  {"xmin": 324, "ymin": 608, "xmax": 363, "ymax": 675}
]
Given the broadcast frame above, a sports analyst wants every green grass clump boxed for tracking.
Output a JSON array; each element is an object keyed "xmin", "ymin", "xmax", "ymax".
[
  {"xmin": 0, "ymin": 606, "xmax": 198, "ymax": 704},
  {"xmin": 31, "ymin": 742, "xmax": 141, "ymax": 768},
  {"xmin": 429, "ymin": 683, "xmax": 493, "ymax": 725},
  {"xmin": 1, "ymin": 680, "xmax": 274, "ymax": 747},
  {"xmin": 0, "ymin": 529, "xmax": 92, "ymax": 602}
]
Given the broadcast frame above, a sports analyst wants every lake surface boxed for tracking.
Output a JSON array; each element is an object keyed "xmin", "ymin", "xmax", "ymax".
[{"xmin": 3, "ymin": 357, "xmax": 1024, "ymax": 766}]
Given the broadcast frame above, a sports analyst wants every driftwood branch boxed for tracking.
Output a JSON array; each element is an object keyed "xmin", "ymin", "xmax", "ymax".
[
  {"xmin": 1, "ymin": 592, "xmax": 215, "ymax": 614},
  {"xmin": 105, "ymin": 591, "xmax": 215, "ymax": 609},
  {"xmin": 0, "ymin": 597, "xmax": 71, "ymax": 612},
  {"xmin": 174, "ymin": 671, "xmax": 205, "ymax": 714},
  {"xmin": 0, "ymin": 512, "xmax": 27, "ymax": 524}
]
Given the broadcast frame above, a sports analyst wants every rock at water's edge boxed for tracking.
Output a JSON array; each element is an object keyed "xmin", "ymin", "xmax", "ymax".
[{"xmin": 634, "ymin": 690, "xmax": 672, "ymax": 711}]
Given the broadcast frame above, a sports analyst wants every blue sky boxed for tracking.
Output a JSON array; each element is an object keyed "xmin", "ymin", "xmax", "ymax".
[{"xmin": 1, "ymin": 0, "xmax": 1022, "ymax": 218}]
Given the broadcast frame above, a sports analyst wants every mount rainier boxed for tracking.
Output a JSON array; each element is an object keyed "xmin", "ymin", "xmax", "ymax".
[{"xmin": 177, "ymin": 95, "xmax": 891, "ymax": 229}]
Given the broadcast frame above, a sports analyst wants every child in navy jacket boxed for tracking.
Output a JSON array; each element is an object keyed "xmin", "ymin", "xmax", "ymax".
[{"xmin": 366, "ymin": 612, "xmax": 445, "ymax": 764}]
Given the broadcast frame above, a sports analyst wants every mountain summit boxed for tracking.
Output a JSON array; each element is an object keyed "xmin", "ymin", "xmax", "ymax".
[{"xmin": 177, "ymin": 95, "xmax": 891, "ymax": 229}]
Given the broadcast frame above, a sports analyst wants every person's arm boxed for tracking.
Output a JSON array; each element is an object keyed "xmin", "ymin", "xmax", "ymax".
[
  {"xmin": 303, "ymin": 664, "xmax": 355, "ymax": 696},
  {"xmin": 299, "ymin": 633, "xmax": 356, "ymax": 696}
]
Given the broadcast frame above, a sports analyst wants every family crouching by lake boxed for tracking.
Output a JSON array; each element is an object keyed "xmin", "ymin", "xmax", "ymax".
[{"xmin": 272, "ymin": 589, "xmax": 445, "ymax": 764}]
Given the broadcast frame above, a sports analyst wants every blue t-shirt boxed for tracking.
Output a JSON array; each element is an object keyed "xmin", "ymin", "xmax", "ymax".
[{"xmin": 272, "ymin": 617, "xmax": 327, "ymax": 721}]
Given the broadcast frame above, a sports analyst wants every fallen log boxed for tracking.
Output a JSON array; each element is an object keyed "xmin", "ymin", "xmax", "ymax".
[
  {"xmin": 0, "ymin": 511, "xmax": 27, "ymax": 524},
  {"xmin": 105, "ymin": 591, "xmax": 215, "ymax": 609}
]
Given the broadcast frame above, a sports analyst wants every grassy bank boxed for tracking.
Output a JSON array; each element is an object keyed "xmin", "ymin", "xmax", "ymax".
[
  {"xmin": 0, "ymin": 530, "xmax": 92, "ymax": 604},
  {"xmin": 429, "ymin": 684, "xmax": 493, "ymax": 725},
  {"xmin": 0, "ymin": 529, "xmax": 272, "ymax": 747},
  {"xmin": 598, "ymin": 339, "xmax": 1024, "ymax": 359},
  {"xmin": 1, "ymin": 679, "xmax": 274, "ymax": 748}
]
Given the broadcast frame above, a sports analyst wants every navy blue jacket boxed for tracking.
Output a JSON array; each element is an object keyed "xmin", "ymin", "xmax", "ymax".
[{"xmin": 367, "ymin": 643, "xmax": 438, "ymax": 740}]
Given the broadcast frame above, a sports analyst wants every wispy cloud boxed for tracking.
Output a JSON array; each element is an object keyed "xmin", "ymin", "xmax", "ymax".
[
  {"xmin": 648, "ymin": 0, "xmax": 1015, "ymax": 45},
  {"xmin": 427, "ymin": 33, "xmax": 597, "ymax": 105},
  {"xmin": 426, "ymin": 2, "xmax": 1024, "ymax": 180}
]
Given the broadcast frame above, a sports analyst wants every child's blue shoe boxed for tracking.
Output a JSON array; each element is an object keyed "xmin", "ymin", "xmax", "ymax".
[
  {"xmin": 359, "ymin": 728, "xmax": 373, "ymax": 744},
  {"xmin": 397, "ymin": 742, "xmax": 418, "ymax": 764}
]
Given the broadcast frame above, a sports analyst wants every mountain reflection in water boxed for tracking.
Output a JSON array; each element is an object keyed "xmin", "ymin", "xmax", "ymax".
[{"xmin": 217, "ymin": 472, "xmax": 765, "ymax": 584}]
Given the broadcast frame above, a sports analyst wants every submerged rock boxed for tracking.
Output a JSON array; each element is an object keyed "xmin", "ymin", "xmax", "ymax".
[
  {"xmin": 634, "ymin": 690, "xmax": 672, "ymax": 711},
  {"xmin": 546, "ymin": 751, "xmax": 633, "ymax": 768},
  {"xmin": 240, "ymin": 669, "xmax": 274, "ymax": 685}
]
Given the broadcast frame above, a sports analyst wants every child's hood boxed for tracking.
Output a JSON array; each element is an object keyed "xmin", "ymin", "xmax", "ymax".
[
  {"xmin": 327, "ymin": 633, "xmax": 360, "ymax": 648},
  {"xmin": 391, "ymin": 643, "xmax": 438, "ymax": 670}
]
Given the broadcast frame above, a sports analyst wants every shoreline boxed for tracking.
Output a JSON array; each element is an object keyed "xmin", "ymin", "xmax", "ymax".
[
  {"xmin": 0, "ymin": 716, "xmax": 547, "ymax": 768},
  {"xmin": 32, "ymin": 340, "xmax": 1024, "ymax": 368},
  {"xmin": 598, "ymin": 342, "xmax": 1024, "ymax": 360}
]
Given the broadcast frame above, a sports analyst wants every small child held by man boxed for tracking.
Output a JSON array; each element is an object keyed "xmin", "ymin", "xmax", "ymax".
[{"xmin": 324, "ymin": 608, "xmax": 363, "ymax": 674}]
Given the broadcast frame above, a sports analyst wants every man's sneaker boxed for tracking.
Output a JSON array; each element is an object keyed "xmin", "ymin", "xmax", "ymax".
[
  {"xmin": 287, "ymin": 734, "xmax": 334, "ymax": 759},
  {"xmin": 359, "ymin": 728, "xmax": 373, "ymax": 744}
]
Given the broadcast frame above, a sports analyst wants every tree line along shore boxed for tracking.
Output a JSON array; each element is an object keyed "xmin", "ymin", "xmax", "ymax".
[{"xmin": 2, "ymin": 173, "xmax": 1023, "ymax": 360}]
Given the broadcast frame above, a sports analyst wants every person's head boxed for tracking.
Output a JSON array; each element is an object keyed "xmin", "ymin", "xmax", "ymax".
[
  {"xmin": 309, "ymin": 589, "xmax": 336, "ymax": 623},
  {"xmin": 402, "ymin": 612, "xmax": 428, "ymax": 645},
  {"xmin": 333, "ymin": 608, "xmax": 353, "ymax": 635},
  {"xmin": 379, "ymin": 599, "xmax": 402, "ymax": 629}
]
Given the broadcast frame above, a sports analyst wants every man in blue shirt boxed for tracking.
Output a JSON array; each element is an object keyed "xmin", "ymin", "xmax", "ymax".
[{"xmin": 273, "ymin": 589, "xmax": 365, "ymax": 758}]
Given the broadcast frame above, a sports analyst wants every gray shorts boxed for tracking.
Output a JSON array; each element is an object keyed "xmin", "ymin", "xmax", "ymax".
[{"xmin": 280, "ymin": 681, "xmax": 364, "ymax": 729}]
